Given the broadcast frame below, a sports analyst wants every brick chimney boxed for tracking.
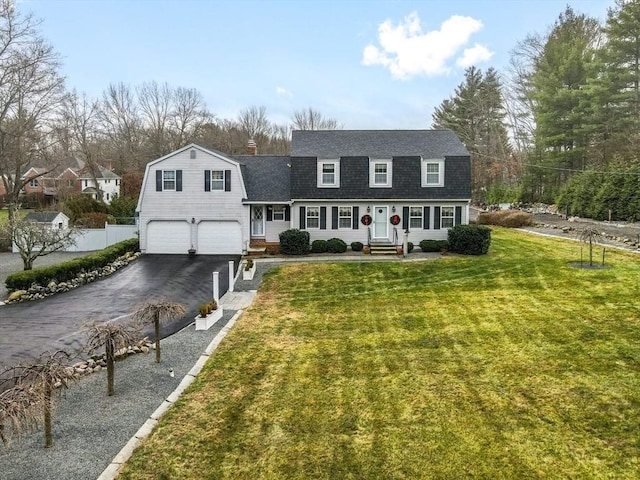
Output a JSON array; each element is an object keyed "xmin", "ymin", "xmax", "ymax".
[{"xmin": 246, "ymin": 139, "xmax": 257, "ymax": 155}]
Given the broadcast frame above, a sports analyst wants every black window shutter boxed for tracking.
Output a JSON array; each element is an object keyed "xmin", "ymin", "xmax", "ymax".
[
  {"xmin": 156, "ymin": 170, "xmax": 162, "ymax": 191},
  {"xmin": 402, "ymin": 206, "xmax": 409, "ymax": 230},
  {"xmin": 332, "ymin": 206, "xmax": 338, "ymax": 229},
  {"xmin": 176, "ymin": 170, "xmax": 182, "ymax": 191},
  {"xmin": 434, "ymin": 207, "xmax": 441, "ymax": 230},
  {"xmin": 224, "ymin": 170, "xmax": 231, "ymax": 191},
  {"xmin": 423, "ymin": 207, "xmax": 430, "ymax": 229},
  {"xmin": 352, "ymin": 206, "xmax": 359, "ymax": 229},
  {"xmin": 266, "ymin": 205, "xmax": 273, "ymax": 221},
  {"xmin": 320, "ymin": 207, "xmax": 327, "ymax": 230},
  {"xmin": 204, "ymin": 170, "xmax": 211, "ymax": 192},
  {"xmin": 455, "ymin": 206, "xmax": 462, "ymax": 225},
  {"xmin": 285, "ymin": 206, "xmax": 290, "ymax": 221},
  {"xmin": 299, "ymin": 206, "xmax": 306, "ymax": 229}
]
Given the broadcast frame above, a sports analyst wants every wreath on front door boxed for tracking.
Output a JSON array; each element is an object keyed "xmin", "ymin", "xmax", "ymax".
[
  {"xmin": 390, "ymin": 214, "xmax": 401, "ymax": 225},
  {"xmin": 361, "ymin": 214, "xmax": 372, "ymax": 226}
]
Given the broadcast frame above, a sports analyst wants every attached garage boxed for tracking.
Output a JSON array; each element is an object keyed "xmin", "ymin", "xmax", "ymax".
[
  {"xmin": 197, "ymin": 220, "xmax": 242, "ymax": 254},
  {"xmin": 146, "ymin": 220, "xmax": 191, "ymax": 254}
]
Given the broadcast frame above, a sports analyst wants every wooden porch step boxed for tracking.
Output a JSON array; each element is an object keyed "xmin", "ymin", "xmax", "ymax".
[{"xmin": 369, "ymin": 244, "xmax": 400, "ymax": 255}]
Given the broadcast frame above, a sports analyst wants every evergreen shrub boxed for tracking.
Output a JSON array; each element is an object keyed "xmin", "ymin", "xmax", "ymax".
[{"xmin": 447, "ymin": 225, "xmax": 491, "ymax": 255}]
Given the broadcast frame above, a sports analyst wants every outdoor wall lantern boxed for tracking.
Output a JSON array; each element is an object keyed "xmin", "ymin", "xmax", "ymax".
[{"xmin": 191, "ymin": 217, "xmax": 195, "ymax": 223}]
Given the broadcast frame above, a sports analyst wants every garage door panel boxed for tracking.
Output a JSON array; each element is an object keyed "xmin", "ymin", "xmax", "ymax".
[
  {"xmin": 197, "ymin": 221, "xmax": 242, "ymax": 254},
  {"xmin": 147, "ymin": 221, "xmax": 190, "ymax": 254}
]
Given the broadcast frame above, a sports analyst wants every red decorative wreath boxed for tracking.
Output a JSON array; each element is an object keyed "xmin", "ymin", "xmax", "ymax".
[
  {"xmin": 390, "ymin": 214, "xmax": 401, "ymax": 225},
  {"xmin": 361, "ymin": 214, "xmax": 372, "ymax": 226}
]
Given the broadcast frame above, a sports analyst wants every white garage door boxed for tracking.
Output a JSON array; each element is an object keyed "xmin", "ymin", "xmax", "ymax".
[
  {"xmin": 197, "ymin": 221, "xmax": 242, "ymax": 254},
  {"xmin": 146, "ymin": 220, "xmax": 191, "ymax": 254}
]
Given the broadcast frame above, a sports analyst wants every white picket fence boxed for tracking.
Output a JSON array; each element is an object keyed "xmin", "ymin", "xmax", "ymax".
[{"xmin": 13, "ymin": 224, "xmax": 138, "ymax": 253}]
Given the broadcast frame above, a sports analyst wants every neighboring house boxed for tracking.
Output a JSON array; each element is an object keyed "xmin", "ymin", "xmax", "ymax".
[
  {"xmin": 20, "ymin": 167, "xmax": 48, "ymax": 196},
  {"xmin": 22, "ymin": 159, "xmax": 121, "ymax": 205},
  {"xmin": 23, "ymin": 211, "xmax": 70, "ymax": 230},
  {"xmin": 76, "ymin": 164, "xmax": 121, "ymax": 204},
  {"xmin": 136, "ymin": 130, "xmax": 471, "ymax": 255}
]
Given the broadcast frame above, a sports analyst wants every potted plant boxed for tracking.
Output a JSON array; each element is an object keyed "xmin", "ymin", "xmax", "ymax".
[
  {"xmin": 195, "ymin": 299, "xmax": 223, "ymax": 330},
  {"xmin": 242, "ymin": 259, "xmax": 256, "ymax": 280}
]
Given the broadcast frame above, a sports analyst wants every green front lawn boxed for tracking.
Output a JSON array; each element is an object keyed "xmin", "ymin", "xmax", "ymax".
[{"xmin": 119, "ymin": 229, "xmax": 640, "ymax": 479}]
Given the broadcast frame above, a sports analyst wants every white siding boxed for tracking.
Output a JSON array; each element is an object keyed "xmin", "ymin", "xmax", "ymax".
[
  {"xmin": 265, "ymin": 220, "xmax": 290, "ymax": 242},
  {"xmin": 138, "ymin": 146, "xmax": 249, "ymax": 254},
  {"xmin": 291, "ymin": 202, "xmax": 469, "ymax": 245},
  {"xmin": 99, "ymin": 179, "xmax": 120, "ymax": 204}
]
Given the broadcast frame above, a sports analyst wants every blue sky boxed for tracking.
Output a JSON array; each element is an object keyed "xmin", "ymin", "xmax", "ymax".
[{"xmin": 23, "ymin": 0, "xmax": 612, "ymax": 130}]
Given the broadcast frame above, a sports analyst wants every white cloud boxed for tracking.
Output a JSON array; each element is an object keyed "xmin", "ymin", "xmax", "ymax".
[
  {"xmin": 456, "ymin": 43, "xmax": 494, "ymax": 67},
  {"xmin": 276, "ymin": 86, "xmax": 293, "ymax": 97},
  {"xmin": 362, "ymin": 12, "xmax": 493, "ymax": 79}
]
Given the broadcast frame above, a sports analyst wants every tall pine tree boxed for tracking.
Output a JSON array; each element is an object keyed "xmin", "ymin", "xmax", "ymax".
[
  {"xmin": 525, "ymin": 7, "xmax": 600, "ymax": 202},
  {"xmin": 432, "ymin": 67, "xmax": 511, "ymax": 201}
]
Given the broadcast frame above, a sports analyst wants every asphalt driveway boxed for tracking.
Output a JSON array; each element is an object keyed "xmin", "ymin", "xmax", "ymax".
[{"xmin": 0, "ymin": 254, "xmax": 239, "ymax": 366}]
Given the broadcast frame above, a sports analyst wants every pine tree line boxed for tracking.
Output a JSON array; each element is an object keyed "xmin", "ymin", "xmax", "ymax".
[{"xmin": 433, "ymin": 0, "xmax": 640, "ymax": 221}]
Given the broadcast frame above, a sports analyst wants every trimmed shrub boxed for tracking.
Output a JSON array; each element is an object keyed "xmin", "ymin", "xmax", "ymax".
[
  {"xmin": 419, "ymin": 239, "xmax": 449, "ymax": 252},
  {"xmin": 477, "ymin": 210, "xmax": 533, "ymax": 228},
  {"xmin": 350, "ymin": 241, "xmax": 364, "ymax": 252},
  {"xmin": 407, "ymin": 241, "xmax": 414, "ymax": 253},
  {"xmin": 279, "ymin": 229, "xmax": 309, "ymax": 255},
  {"xmin": 326, "ymin": 237, "xmax": 347, "ymax": 253},
  {"xmin": 311, "ymin": 239, "xmax": 328, "ymax": 253},
  {"xmin": 5, "ymin": 238, "xmax": 139, "ymax": 291},
  {"xmin": 448, "ymin": 224, "xmax": 491, "ymax": 255}
]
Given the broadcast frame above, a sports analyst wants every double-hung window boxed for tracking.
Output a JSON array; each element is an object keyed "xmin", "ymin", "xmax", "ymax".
[
  {"xmin": 306, "ymin": 206, "xmax": 320, "ymax": 228},
  {"xmin": 29, "ymin": 179, "xmax": 38, "ymax": 187},
  {"xmin": 163, "ymin": 170, "xmax": 176, "ymax": 191},
  {"xmin": 317, "ymin": 160, "xmax": 339, "ymax": 187},
  {"xmin": 422, "ymin": 159, "xmax": 445, "ymax": 187},
  {"xmin": 369, "ymin": 159, "xmax": 392, "ymax": 187},
  {"xmin": 210, "ymin": 170, "xmax": 224, "ymax": 191},
  {"xmin": 338, "ymin": 206, "xmax": 352, "ymax": 229},
  {"xmin": 273, "ymin": 205, "xmax": 285, "ymax": 221},
  {"xmin": 441, "ymin": 206, "xmax": 454, "ymax": 228},
  {"xmin": 409, "ymin": 207, "xmax": 423, "ymax": 229}
]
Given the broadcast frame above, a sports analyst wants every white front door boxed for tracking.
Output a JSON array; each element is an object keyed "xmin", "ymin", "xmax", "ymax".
[
  {"xmin": 373, "ymin": 206, "xmax": 388, "ymax": 239},
  {"xmin": 251, "ymin": 205, "xmax": 265, "ymax": 236}
]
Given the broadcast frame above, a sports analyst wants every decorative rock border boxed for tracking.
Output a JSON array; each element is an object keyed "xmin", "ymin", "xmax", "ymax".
[
  {"xmin": 4, "ymin": 252, "xmax": 142, "ymax": 304},
  {"xmin": 535, "ymin": 223, "xmax": 640, "ymax": 249},
  {"xmin": 55, "ymin": 338, "xmax": 155, "ymax": 385}
]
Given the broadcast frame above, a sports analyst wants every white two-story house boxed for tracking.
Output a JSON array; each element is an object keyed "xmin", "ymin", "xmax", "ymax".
[{"xmin": 136, "ymin": 130, "xmax": 471, "ymax": 255}]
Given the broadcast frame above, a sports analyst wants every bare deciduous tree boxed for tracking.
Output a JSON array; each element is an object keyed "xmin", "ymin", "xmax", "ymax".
[
  {"xmin": 85, "ymin": 322, "xmax": 140, "ymax": 396},
  {"xmin": 291, "ymin": 107, "xmax": 341, "ymax": 130},
  {"xmin": 133, "ymin": 301, "xmax": 186, "ymax": 363},
  {"xmin": 0, "ymin": 0, "xmax": 65, "ymax": 223},
  {"xmin": 60, "ymin": 89, "xmax": 105, "ymax": 200},
  {"xmin": 579, "ymin": 226, "xmax": 603, "ymax": 266},
  {"xmin": 100, "ymin": 82, "xmax": 144, "ymax": 171},
  {"xmin": 1, "ymin": 350, "xmax": 76, "ymax": 448},
  {"xmin": 0, "ymin": 216, "xmax": 76, "ymax": 270}
]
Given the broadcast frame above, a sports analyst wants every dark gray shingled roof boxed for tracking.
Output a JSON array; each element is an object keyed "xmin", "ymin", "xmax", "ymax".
[
  {"xmin": 24, "ymin": 211, "xmax": 63, "ymax": 223},
  {"xmin": 290, "ymin": 129, "xmax": 470, "ymax": 158},
  {"xmin": 233, "ymin": 155, "xmax": 291, "ymax": 202}
]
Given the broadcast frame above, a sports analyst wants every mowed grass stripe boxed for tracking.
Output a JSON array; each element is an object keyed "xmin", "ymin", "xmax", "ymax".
[{"xmin": 118, "ymin": 228, "xmax": 640, "ymax": 479}]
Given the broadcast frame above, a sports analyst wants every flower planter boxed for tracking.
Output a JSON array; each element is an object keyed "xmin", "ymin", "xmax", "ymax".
[
  {"xmin": 242, "ymin": 262, "xmax": 256, "ymax": 280},
  {"xmin": 195, "ymin": 307, "xmax": 223, "ymax": 331}
]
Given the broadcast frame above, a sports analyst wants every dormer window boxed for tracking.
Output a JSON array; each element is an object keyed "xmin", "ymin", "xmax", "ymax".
[
  {"xmin": 421, "ymin": 159, "xmax": 445, "ymax": 187},
  {"xmin": 317, "ymin": 160, "xmax": 339, "ymax": 188},
  {"xmin": 369, "ymin": 159, "xmax": 392, "ymax": 187}
]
